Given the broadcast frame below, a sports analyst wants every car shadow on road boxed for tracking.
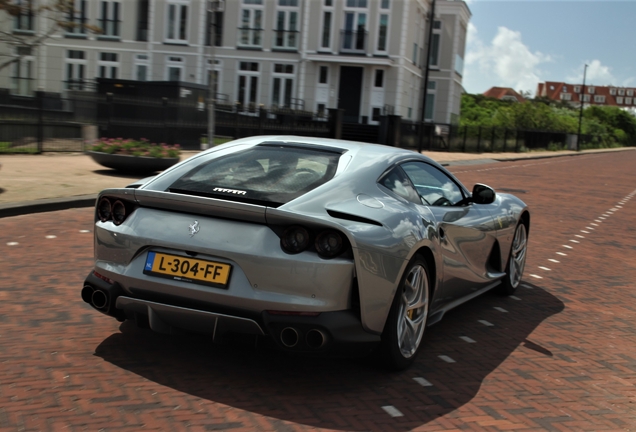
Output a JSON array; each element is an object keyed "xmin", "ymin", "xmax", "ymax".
[
  {"xmin": 92, "ymin": 169, "xmax": 151, "ymax": 180},
  {"xmin": 94, "ymin": 284, "xmax": 564, "ymax": 431},
  {"xmin": 0, "ymin": 187, "xmax": 5, "ymax": 195}
]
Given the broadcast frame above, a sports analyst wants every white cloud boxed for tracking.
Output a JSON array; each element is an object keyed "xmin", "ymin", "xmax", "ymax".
[
  {"xmin": 465, "ymin": 26, "xmax": 551, "ymax": 94},
  {"xmin": 567, "ymin": 60, "xmax": 616, "ymax": 85}
]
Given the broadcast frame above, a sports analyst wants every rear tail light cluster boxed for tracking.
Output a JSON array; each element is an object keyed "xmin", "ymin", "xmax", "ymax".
[
  {"xmin": 280, "ymin": 225, "xmax": 349, "ymax": 258},
  {"xmin": 97, "ymin": 197, "xmax": 134, "ymax": 226}
]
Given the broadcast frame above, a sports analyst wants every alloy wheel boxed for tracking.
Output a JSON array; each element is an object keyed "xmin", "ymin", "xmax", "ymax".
[{"xmin": 396, "ymin": 264, "xmax": 429, "ymax": 358}]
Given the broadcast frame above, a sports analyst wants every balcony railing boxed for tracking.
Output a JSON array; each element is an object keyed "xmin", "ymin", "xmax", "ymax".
[
  {"xmin": 273, "ymin": 30, "xmax": 299, "ymax": 51},
  {"xmin": 340, "ymin": 30, "xmax": 367, "ymax": 54},
  {"xmin": 238, "ymin": 27, "xmax": 263, "ymax": 48}
]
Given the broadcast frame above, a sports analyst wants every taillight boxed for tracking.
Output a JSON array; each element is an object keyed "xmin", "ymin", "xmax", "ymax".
[
  {"xmin": 97, "ymin": 197, "xmax": 112, "ymax": 222},
  {"xmin": 315, "ymin": 230, "xmax": 344, "ymax": 258},
  {"xmin": 112, "ymin": 200, "xmax": 126, "ymax": 225},
  {"xmin": 281, "ymin": 225, "xmax": 310, "ymax": 254}
]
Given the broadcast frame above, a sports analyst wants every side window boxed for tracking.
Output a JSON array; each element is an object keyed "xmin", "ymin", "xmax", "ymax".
[
  {"xmin": 401, "ymin": 162, "xmax": 464, "ymax": 206},
  {"xmin": 379, "ymin": 167, "xmax": 421, "ymax": 204}
]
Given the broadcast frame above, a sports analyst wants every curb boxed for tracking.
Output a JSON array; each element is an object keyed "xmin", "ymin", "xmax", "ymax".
[{"xmin": 0, "ymin": 194, "xmax": 96, "ymax": 219}]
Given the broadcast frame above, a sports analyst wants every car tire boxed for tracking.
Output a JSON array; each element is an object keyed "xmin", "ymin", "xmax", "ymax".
[
  {"xmin": 499, "ymin": 222, "xmax": 528, "ymax": 295},
  {"xmin": 380, "ymin": 255, "xmax": 431, "ymax": 371}
]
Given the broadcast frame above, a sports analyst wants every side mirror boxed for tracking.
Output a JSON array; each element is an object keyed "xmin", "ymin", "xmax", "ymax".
[{"xmin": 472, "ymin": 184, "xmax": 496, "ymax": 205}]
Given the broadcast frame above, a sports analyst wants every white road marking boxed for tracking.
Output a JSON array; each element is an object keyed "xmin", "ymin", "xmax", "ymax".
[
  {"xmin": 478, "ymin": 320, "xmax": 494, "ymax": 326},
  {"xmin": 611, "ymin": 208, "xmax": 619, "ymax": 211},
  {"xmin": 598, "ymin": 217, "xmax": 606, "ymax": 220},
  {"xmin": 575, "ymin": 235, "xmax": 585, "ymax": 238},
  {"xmin": 521, "ymin": 284, "xmax": 533, "ymax": 289},
  {"xmin": 530, "ymin": 274, "xmax": 543, "ymax": 279},
  {"xmin": 45, "ymin": 235, "xmax": 57, "ymax": 239},
  {"xmin": 563, "ymin": 245, "xmax": 573, "ymax": 249},
  {"xmin": 616, "ymin": 205, "xmax": 623, "ymax": 208},
  {"xmin": 539, "ymin": 266, "xmax": 551, "ymax": 271},
  {"xmin": 439, "ymin": 355, "xmax": 456, "ymax": 363},
  {"xmin": 382, "ymin": 406, "xmax": 404, "ymax": 417},
  {"xmin": 79, "ymin": 230, "xmax": 91, "ymax": 233},
  {"xmin": 494, "ymin": 307, "xmax": 508, "ymax": 313},
  {"xmin": 580, "ymin": 230, "xmax": 589, "ymax": 234},
  {"xmin": 413, "ymin": 377, "xmax": 433, "ymax": 387},
  {"xmin": 570, "ymin": 240, "xmax": 580, "ymax": 243},
  {"xmin": 586, "ymin": 227, "xmax": 594, "ymax": 230},
  {"xmin": 460, "ymin": 336, "xmax": 476, "ymax": 343},
  {"xmin": 594, "ymin": 219, "xmax": 602, "ymax": 223},
  {"xmin": 548, "ymin": 259, "xmax": 560, "ymax": 263},
  {"xmin": 6, "ymin": 242, "xmax": 19, "ymax": 246}
]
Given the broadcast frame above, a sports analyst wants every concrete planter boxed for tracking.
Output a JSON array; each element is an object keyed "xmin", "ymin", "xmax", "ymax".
[{"xmin": 87, "ymin": 151, "xmax": 180, "ymax": 174}]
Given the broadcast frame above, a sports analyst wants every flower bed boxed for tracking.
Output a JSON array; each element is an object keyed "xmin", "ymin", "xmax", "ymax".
[
  {"xmin": 87, "ymin": 138, "xmax": 182, "ymax": 174},
  {"xmin": 89, "ymin": 138, "xmax": 181, "ymax": 158}
]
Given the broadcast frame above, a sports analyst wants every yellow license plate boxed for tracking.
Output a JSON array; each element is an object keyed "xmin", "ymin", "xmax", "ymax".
[{"xmin": 144, "ymin": 252, "xmax": 232, "ymax": 288}]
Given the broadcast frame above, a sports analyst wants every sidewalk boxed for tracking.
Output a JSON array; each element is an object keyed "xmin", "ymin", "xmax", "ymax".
[{"xmin": 0, "ymin": 146, "xmax": 633, "ymax": 217}]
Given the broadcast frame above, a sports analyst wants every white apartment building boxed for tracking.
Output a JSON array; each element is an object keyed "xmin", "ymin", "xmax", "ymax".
[{"xmin": 1, "ymin": 0, "xmax": 470, "ymax": 125}]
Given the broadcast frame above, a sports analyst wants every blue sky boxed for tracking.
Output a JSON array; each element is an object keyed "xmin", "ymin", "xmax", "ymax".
[{"xmin": 463, "ymin": 1, "xmax": 636, "ymax": 96}]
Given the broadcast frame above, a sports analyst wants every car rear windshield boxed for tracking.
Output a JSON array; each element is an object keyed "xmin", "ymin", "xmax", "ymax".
[{"xmin": 169, "ymin": 144, "xmax": 344, "ymax": 207}]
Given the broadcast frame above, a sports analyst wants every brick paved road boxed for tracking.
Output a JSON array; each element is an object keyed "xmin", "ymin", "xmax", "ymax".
[{"xmin": 0, "ymin": 151, "xmax": 635, "ymax": 431}]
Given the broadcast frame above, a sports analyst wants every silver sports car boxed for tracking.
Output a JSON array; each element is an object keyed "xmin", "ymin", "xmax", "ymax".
[{"xmin": 82, "ymin": 136, "xmax": 529, "ymax": 370}]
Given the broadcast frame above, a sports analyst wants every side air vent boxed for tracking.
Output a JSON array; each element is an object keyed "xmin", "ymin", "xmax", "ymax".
[{"xmin": 326, "ymin": 210, "xmax": 383, "ymax": 227}]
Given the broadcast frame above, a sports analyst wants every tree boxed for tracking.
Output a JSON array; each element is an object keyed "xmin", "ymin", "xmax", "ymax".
[{"xmin": 0, "ymin": 0, "xmax": 99, "ymax": 72}]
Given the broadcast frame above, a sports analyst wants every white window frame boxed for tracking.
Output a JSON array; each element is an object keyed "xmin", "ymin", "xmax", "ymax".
[
  {"xmin": 65, "ymin": 50, "xmax": 87, "ymax": 91},
  {"xmin": 13, "ymin": 0, "xmax": 35, "ymax": 33},
  {"xmin": 318, "ymin": 0, "xmax": 334, "ymax": 52},
  {"xmin": 625, "ymin": 97, "xmax": 632, "ymax": 105},
  {"xmin": 375, "ymin": 0, "xmax": 390, "ymax": 55},
  {"xmin": 609, "ymin": 88, "xmax": 617, "ymax": 96},
  {"xmin": 618, "ymin": 88, "xmax": 625, "ymax": 96},
  {"xmin": 616, "ymin": 96, "xmax": 624, "ymax": 104},
  {"xmin": 65, "ymin": 0, "xmax": 88, "ymax": 37},
  {"xmin": 165, "ymin": 56, "xmax": 184, "ymax": 81},
  {"xmin": 588, "ymin": 86, "xmax": 595, "ymax": 94},
  {"xmin": 424, "ymin": 80, "xmax": 436, "ymax": 121},
  {"xmin": 133, "ymin": 54, "xmax": 150, "ymax": 81},
  {"xmin": 369, "ymin": 67, "xmax": 385, "ymax": 125},
  {"xmin": 206, "ymin": 59, "xmax": 223, "ymax": 100},
  {"xmin": 98, "ymin": 1, "xmax": 121, "ymax": 39},
  {"xmin": 581, "ymin": 94, "xmax": 591, "ymax": 102},
  {"xmin": 11, "ymin": 47, "xmax": 35, "ymax": 96},
  {"xmin": 270, "ymin": 63, "xmax": 295, "ymax": 108},
  {"xmin": 342, "ymin": 1, "xmax": 369, "ymax": 54},
  {"xmin": 574, "ymin": 85, "xmax": 581, "ymax": 93},
  {"xmin": 429, "ymin": 19, "xmax": 442, "ymax": 69},
  {"xmin": 238, "ymin": 0, "xmax": 264, "ymax": 48},
  {"xmin": 236, "ymin": 61, "xmax": 261, "ymax": 112},
  {"xmin": 273, "ymin": 1, "xmax": 299, "ymax": 50},
  {"xmin": 627, "ymin": 89, "xmax": 634, "ymax": 97},
  {"xmin": 560, "ymin": 93, "xmax": 571, "ymax": 101},
  {"xmin": 97, "ymin": 52, "xmax": 119, "ymax": 79},
  {"xmin": 165, "ymin": 0, "xmax": 190, "ymax": 44},
  {"xmin": 562, "ymin": 86, "xmax": 567, "ymax": 93}
]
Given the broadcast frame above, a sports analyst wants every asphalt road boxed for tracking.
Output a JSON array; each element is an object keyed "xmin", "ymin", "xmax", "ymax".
[{"xmin": 0, "ymin": 151, "xmax": 635, "ymax": 431}]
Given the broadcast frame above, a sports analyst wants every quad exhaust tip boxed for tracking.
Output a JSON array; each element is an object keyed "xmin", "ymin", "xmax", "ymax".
[
  {"xmin": 91, "ymin": 289, "xmax": 108, "ymax": 310},
  {"xmin": 81, "ymin": 285, "xmax": 94, "ymax": 304},
  {"xmin": 306, "ymin": 329, "xmax": 326, "ymax": 349},
  {"xmin": 280, "ymin": 327, "xmax": 299, "ymax": 348}
]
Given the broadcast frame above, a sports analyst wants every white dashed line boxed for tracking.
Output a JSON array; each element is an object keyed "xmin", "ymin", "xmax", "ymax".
[
  {"xmin": 563, "ymin": 245, "xmax": 573, "ymax": 249},
  {"xmin": 548, "ymin": 259, "xmax": 560, "ymax": 263},
  {"xmin": 479, "ymin": 320, "xmax": 494, "ymax": 326},
  {"xmin": 598, "ymin": 217, "xmax": 606, "ymax": 220},
  {"xmin": 529, "ymin": 274, "xmax": 543, "ymax": 279},
  {"xmin": 413, "ymin": 377, "xmax": 433, "ymax": 387},
  {"xmin": 570, "ymin": 240, "xmax": 580, "ymax": 244},
  {"xmin": 6, "ymin": 242, "xmax": 19, "ymax": 246},
  {"xmin": 616, "ymin": 205, "xmax": 623, "ymax": 208},
  {"xmin": 581, "ymin": 230, "xmax": 589, "ymax": 234},
  {"xmin": 439, "ymin": 355, "xmax": 456, "ymax": 363},
  {"xmin": 594, "ymin": 219, "xmax": 602, "ymax": 223},
  {"xmin": 556, "ymin": 252, "xmax": 567, "ymax": 256},
  {"xmin": 521, "ymin": 284, "xmax": 533, "ymax": 289},
  {"xmin": 539, "ymin": 266, "xmax": 551, "ymax": 271},
  {"xmin": 79, "ymin": 230, "xmax": 91, "ymax": 233},
  {"xmin": 460, "ymin": 336, "xmax": 476, "ymax": 343},
  {"xmin": 494, "ymin": 307, "xmax": 508, "ymax": 313},
  {"xmin": 510, "ymin": 296, "xmax": 521, "ymax": 301},
  {"xmin": 575, "ymin": 235, "xmax": 585, "ymax": 238},
  {"xmin": 590, "ymin": 223, "xmax": 599, "ymax": 226},
  {"xmin": 382, "ymin": 406, "xmax": 404, "ymax": 417},
  {"xmin": 586, "ymin": 227, "xmax": 594, "ymax": 230},
  {"xmin": 45, "ymin": 235, "xmax": 57, "ymax": 239}
]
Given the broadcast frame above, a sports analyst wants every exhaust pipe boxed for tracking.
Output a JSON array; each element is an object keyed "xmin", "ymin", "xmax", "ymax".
[
  {"xmin": 81, "ymin": 285, "xmax": 94, "ymax": 304},
  {"xmin": 91, "ymin": 289, "xmax": 108, "ymax": 310},
  {"xmin": 280, "ymin": 327, "xmax": 299, "ymax": 348},
  {"xmin": 306, "ymin": 329, "xmax": 327, "ymax": 349}
]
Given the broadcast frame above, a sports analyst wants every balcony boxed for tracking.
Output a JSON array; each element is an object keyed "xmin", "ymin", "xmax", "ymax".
[{"xmin": 340, "ymin": 30, "xmax": 367, "ymax": 55}]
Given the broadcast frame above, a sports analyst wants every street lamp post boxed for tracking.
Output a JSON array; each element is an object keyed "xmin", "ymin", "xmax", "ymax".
[
  {"xmin": 576, "ymin": 63, "xmax": 588, "ymax": 152},
  {"xmin": 206, "ymin": 1, "xmax": 222, "ymax": 150},
  {"xmin": 417, "ymin": 0, "xmax": 436, "ymax": 153}
]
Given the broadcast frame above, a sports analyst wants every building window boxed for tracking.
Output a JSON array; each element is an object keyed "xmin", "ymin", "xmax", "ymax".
[
  {"xmin": 560, "ymin": 93, "xmax": 571, "ymax": 101},
  {"xmin": 320, "ymin": 12, "xmax": 332, "ymax": 50},
  {"xmin": 237, "ymin": 62, "xmax": 260, "ymax": 110},
  {"xmin": 574, "ymin": 86, "xmax": 580, "ymax": 93},
  {"xmin": 166, "ymin": 1, "xmax": 189, "ymax": 43},
  {"xmin": 377, "ymin": 13, "xmax": 389, "ymax": 53},
  {"xmin": 372, "ymin": 107, "xmax": 381, "ymax": 122},
  {"xmin": 627, "ymin": 89, "xmax": 634, "ymax": 97},
  {"xmin": 239, "ymin": 0, "xmax": 263, "ymax": 48},
  {"xmin": 274, "ymin": 1, "xmax": 299, "ymax": 50},
  {"xmin": 581, "ymin": 94, "xmax": 590, "ymax": 102},
  {"xmin": 618, "ymin": 88, "xmax": 625, "ymax": 96},
  {"xmin": 134, "ymin": 54, "xmax": 149, "ymax": 81},
  {"xmin": 205, "ymin": 10, "xmax": 224, "ymax": 46},
  {"xmin": 13, "ymin": 0, "xmax": 34, "ymax": 33},
  {"xmin": 609, "ymin": 88, "xmax": 617, "ymax": 96},
  {"xmin": 97, "ymin": 52, "xmax": 119, "ymax": 79},
  {"xmin": 137, "ymin": 0, "xmax": 149, "ymax": 41},
  {"xmin": 99, "ymin": 1, "xmax": 120, "ymax": 38},
  {"xmin": 319, "ymin": 66, "xmax": 328, "ymax": 84},
  {"xmin": 11, "ymin": 47, "xmax": 34, "ymax": 96},
  {"xmin": 425, "ymin": 81, "xmax": 436, "ymax": 121},
  {"xmin": 625, "ymin": 97, "xmax": 632, "ymax": 105},
  {"xmin": 412, "ymin": 43, "xmax": 418, "ymax": 65},
  {"xmin": 429, "ymin": 20, "xmax": 442, "ymax": 68},
  {"xmin": 346, "ymin": 0, "xmax": 367, "ymax": 7},
  {"xmin": 380, "ymin": 0, "xmax": 390, "ymax": 9},
  {"xmin": 166, "ymin": 56, "xmax": 184, "ymax": 81},
  {"xmin": 588, "ymin": 86, "xmax": 595, "ymax": 94},
  {"xmin": 616, "ymin": 96, "xmax": 624, "ymax": 104},
  {"xmin": 562, "ymin": 86, "xmax": 567, "ymax": 92},
  {"xmin": 374, "ymin": 69, "xmax": 384, "ymax": 88},
  {"xmin": 66, "ymin": 0, "xmax": 87, "ymax": 37},
  {"xmin": 342, "ymin": 1, "xmax": 368, "ymax": 53},
  {"xmin": 271, "ymin": 64, "xmax": 294, "ymax": 108},
  {"xmin": 65, "ymin": 50, "xmax": 87, "ymax": 90}
]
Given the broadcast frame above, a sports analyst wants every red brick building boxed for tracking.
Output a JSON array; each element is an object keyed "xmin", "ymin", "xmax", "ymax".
[
  {"xmin": 483, "ymin": 87, "xmax": 526, "ymax": 103},
  {"xmin": 536, "ymin": 81, "xmax": 636, "ymax": 108}
]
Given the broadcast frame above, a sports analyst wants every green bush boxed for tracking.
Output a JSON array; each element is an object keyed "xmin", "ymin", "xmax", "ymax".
[{"xmin": 89, "ymin": 138, "xmax": 181, "ymax": 158}]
